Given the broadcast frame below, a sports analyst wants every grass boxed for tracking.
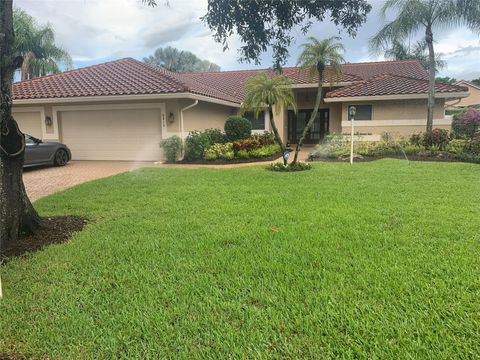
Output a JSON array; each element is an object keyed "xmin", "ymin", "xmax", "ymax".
[{"xmin": 1, "ymin": 159, "xmax": 479, "ymax": 359}]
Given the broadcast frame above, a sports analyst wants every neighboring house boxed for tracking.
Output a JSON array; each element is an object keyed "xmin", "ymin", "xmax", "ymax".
[
  {"xmin": 12, "ymin": 58, "xmax": 468, "ymax": 161},
  {"xmin": 446, "ymin": 80, "xmax": 480, "ymax": 108}
]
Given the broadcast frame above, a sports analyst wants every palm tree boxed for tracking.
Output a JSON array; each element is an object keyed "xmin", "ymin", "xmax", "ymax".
[
  {"xmin": 242, "ymin": 74, "xmax": 297, "ymax": 165},
  {"xmin": 13, "ymin": 8, "xmax": 72, "ymax": 80},
  {"xmin": 293, "ymin": 37, "xmax": 345, "ymax": 164},
  {"xmin": 370, "ymin": 0, "xmax": 480, "ymax": 133},
  {"xmin": 384, "ymin": 39, "xmax": 446, "ymax": 71}
]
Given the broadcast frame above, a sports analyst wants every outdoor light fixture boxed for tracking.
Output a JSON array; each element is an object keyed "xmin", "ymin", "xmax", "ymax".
[
  {"xmin": 349, "ymin": 106, "xmax": 356, "ymax": 164},
  {"xmin": 45, "ymin": 116, "xmax": 52, "ymax": 127},
  {"xmin": 168, "ymin": 112, "xmax": 175, "ymax": 123}
]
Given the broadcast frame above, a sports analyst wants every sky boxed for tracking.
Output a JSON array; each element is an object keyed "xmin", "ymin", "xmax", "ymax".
[{"xmin": 15, "ymin": 0, "xmax": 480, "ymax": 80}]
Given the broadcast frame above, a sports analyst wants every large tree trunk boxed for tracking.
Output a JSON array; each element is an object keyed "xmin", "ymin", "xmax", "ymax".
[
  {"xmin": 292, "ymin": 73, "xmax": 323, "ymax": 164},
  {"xmin": 425, "ymin": 25, "xmax": 435, "ymax": 133},
  {"xmin": 0, "ymin": 0, "xmax": 44, "ymax": 254},
  {"xmin": 267, "ymin": 107, "xmax": 288, "ymax": 165}
]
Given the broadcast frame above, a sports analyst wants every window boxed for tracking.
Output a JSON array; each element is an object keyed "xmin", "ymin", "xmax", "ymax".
[
  {"xmin": 244, "ymin": 111, "xmax": 265, "ymax": 130},
  {"xmin": 25, "ymin": 135, "xmax": 36, "ymax": 145},
  {"xmin": 349, "ymin": 104, "xmax": 373, "ymax": 120}
]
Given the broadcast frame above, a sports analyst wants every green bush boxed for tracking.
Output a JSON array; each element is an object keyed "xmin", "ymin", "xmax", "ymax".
[
  {"xmin": 249, "ymin": 144, "xmax": 281, "ymax": 158},
  {"xmin": 160, "ymin": 135, "xmax": 182, "ymax": 163},
  {"xmin": 224, "ymin": 116, "xmax": 252, "ymax": 141},
  {"xmin": 454, "ymin": 152, "xmax": 480, "ymax": 164},
  {"xmin": 465, "ymin": 134, "xmax": 480, "ymax": 155},
  {"xmin": 184, "ymin": 131, "xmax": 211, "ymax": 161},
  {"xmin": 203, "ymin": 142, "xmax": 234, "ymax": 161},
  {"xmin": 445, "ymin": 139, "xmax": 468, "ymax": 154},
  {"xmin": 236, "ymin": 149, "xmax": 250, "ymax": 159},
  {"xmin": 203, "ymin": 148, "xmax": 218, "ymax": 161},
  {"xmin": 409, "ymin": 133, "xmax": 423, "ymax": 146},
  {"xmin": 204, "ymin": 128, "xmax": 227, "ymax": 144},
  {"xmin": 184, "ymin": 129, "xmax": 227, "ymax": 161},
  {"xmin": 267, "ymin": 161, "xmax": 312, "ymax": 172}
]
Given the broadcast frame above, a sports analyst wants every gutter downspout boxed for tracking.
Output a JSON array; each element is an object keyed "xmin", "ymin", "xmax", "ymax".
[{"xmin": 180, "ymin": 100, "xmax": 198, "ymax": 158}]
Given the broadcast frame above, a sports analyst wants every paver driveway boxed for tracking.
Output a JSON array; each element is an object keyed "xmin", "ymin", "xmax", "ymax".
[{"xmin": 23, "ymin": 161, "xmax": 148, "ymax": 201}]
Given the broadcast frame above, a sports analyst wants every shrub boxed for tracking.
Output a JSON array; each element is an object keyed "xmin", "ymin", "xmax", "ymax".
[
  {"xmin": 160, "ymin": 135, "xmax": 182, "ymax": 163},
  {"xmin": 267, "ymin": 161, "xmax": 312, "ymax": 172},
  {"xmin": 253, "ymin": 131, "xmax": 276, "ymax": 145},
  {"xmin": 445, "ymin": 139, "xmax": 468, "ymax": 154},
  {"xmin": 204, "ymin": 128, "xmax": 227, "ymax": 144},
  {"xmin": 184, "ymin": 128, "xmax": 227, "ymax": 161},
  {"xmin": 409, "ymin": 133, "xmax": 423, "ymax": 146},
  {"xmin": 465, "ymin": 134, "xmax": 480, "ymax": 155},
  {"xmin": 422, "ymin": 128, "xmax": 450, "ymax": 150},
  {"xmin": 236, "ymin": 149, "xmax": 250, "ymax": 159},
  {"xmin": 452, "ymin": 109, "xmax": 480, "ymax": 138},
  {"xmin": 249, "ymin": 144, "xmax": 281, "ymax": 158},
  {"xmin": 203, "ymin": 142, "xmax": 234, "ymax": 161},
  {"xmin": 232, "ymin": 138, "xmax": 261, "ymax": 152},
  {"xmin": 184, "ymin": 131, "xmax": 211, "ymax": 161},
  {"xmin": 224, "ymin": 116, "xmax": 252, "ymax": 141}
]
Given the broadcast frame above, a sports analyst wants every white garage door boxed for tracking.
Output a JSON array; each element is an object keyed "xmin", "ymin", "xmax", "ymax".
[
  {"xmin": 61, "ymin": 108, "xmax": 163, "ymax": 161},
  {"xmin": 13, "ymin": 111, "xmax": 42, "ymax": 139}
]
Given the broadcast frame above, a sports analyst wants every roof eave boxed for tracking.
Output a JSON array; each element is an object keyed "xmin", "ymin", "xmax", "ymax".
[
  {"xmin": 324, "ymin": 91, "xmax": 470, "ymax": 103},
  {"xmin": 13, "ymin": 92, "xmax": 241, "ymax": 108}
]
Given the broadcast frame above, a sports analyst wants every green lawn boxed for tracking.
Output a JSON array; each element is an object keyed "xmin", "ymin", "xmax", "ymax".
[{"xmin": 1, "ymin": 159, "xmax": 479, "ymax": 359}]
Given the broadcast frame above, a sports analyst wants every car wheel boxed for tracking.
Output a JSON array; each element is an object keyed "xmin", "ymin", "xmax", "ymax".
[{"xmin": 54, "ymin": 149, "xmax": 69, "ymax": 166}]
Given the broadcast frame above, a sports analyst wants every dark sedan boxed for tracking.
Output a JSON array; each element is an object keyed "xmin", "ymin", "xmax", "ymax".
[{"xmin": 24, "ymin": 134, "xmax": 72, "ymax": 167}]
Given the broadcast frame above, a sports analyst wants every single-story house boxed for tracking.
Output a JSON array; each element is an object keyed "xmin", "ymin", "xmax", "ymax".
[
  {"xmin": 446, "ymin": 80, "xmax": 480, "ymax": 108},
  {"xmin": 12, "ymin": 58, "xmax": 469, "ymax": 161}
]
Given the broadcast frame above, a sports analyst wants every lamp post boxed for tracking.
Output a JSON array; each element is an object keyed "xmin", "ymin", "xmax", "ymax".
[{"xmin": 349, "ymin": 106, "xmax": 356, "ymax": 164}]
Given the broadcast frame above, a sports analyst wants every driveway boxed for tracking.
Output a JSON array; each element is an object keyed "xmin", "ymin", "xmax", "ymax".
[{"xmin": 24, "ymin": 161, "xmax": 148, "ymax": 201}]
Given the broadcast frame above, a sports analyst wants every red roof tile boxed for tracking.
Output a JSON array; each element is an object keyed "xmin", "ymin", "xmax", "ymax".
[
  {"xmin": 12, "ymin": 58, "xmax": 435, "ymax": 104},
  {"xmin": 13, "ymin": 58, "xmax": 189, "ymax": 100},
  {"xmin": 325, "ymin": 74, "xmax": 469, "ymax": 98}
]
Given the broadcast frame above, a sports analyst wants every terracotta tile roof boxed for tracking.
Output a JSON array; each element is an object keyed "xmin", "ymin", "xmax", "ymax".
[
  {"xmin": 13, "ymin": 58, "xmax": 188, "ymax": 100},
  {"xmin": 12, "ymin": 58, "xmax": 434, "ymax": 104},
  {"xmin": 325, "ymin": 74, "xmax": 469, "ymax": 98}
]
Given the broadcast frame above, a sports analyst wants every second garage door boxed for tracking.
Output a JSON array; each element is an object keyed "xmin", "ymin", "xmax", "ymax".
[{"xmin": 61, "ymin": 107, "xmax": 163, "ymax": 161}]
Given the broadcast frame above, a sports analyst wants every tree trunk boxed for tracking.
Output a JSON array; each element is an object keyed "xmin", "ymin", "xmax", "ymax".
[
  {"xmin": 292, "ymin": 73, "xmax": 323, "ymax": 164},
  {"xmin": 0, "ymin": 0, "xmax": 44, "ymax": 254},
  {"xmin": 425, "ymin": 25, "xmax": 435, "ymax": 133},
  {"xmin": 267, "ymin": 107, "xmax": 287, "ymax": 165},
  {"xmin": 20, "ymin": 52, "xmax": 32, "ymax": 81}
]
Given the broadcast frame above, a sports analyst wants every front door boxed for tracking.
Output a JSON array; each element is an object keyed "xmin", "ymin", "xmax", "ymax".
[{"xmin": 288, "ymin": 109, "xmax": 329, "ymax": 144}]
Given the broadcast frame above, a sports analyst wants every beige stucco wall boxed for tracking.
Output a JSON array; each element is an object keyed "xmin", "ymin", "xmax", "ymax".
[
  {"xmin": 180, "ymin": 100, "xmax": 237, "ymax": 134},
  {"xmin": 338, "ymin": 99, "xmax": 449, "ymax": 138},
  {"xmin": 446, "ymin": 83, "xmax": 480, "ymax": 107},
  {"xmin": 11, "ymin": 109, "xmax": 43, "ymax": 139}
]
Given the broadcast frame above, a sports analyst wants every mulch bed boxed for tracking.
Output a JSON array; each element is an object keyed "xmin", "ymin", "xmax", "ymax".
[
  {"xmin": 1, "ymin": 216, "xmax": 88, "ymax": 263},
  {"xmin": 177, "ymin": 152, "xmax": 284, "ymax": 165}
]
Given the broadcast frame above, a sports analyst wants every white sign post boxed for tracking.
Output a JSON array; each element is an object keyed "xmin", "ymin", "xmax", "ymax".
[{"xmin": 349, "ymin": 106, "xmax": 356, "ymax": 164}]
